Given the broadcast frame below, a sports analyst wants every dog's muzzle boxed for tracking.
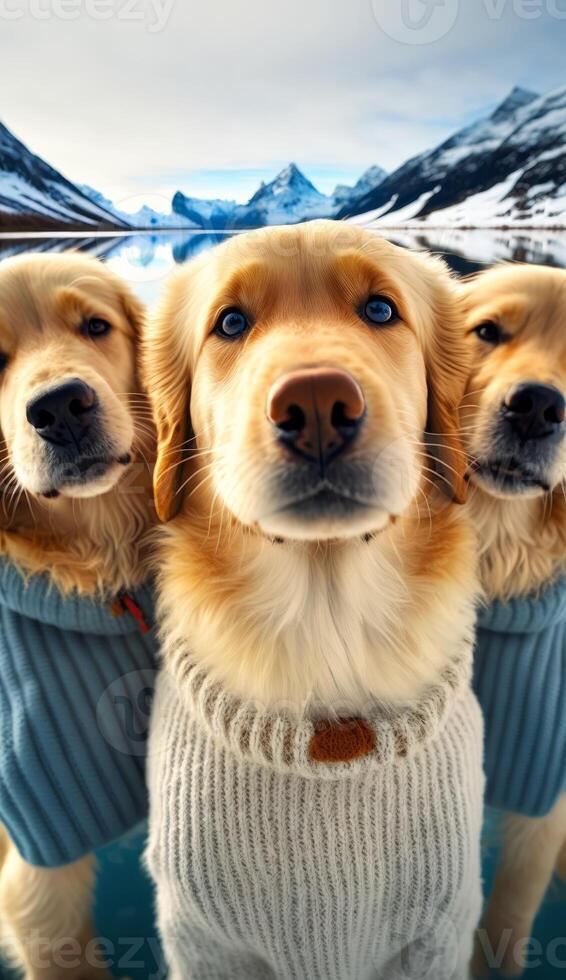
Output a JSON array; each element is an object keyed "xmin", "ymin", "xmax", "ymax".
[{"xmin": 473, "ymin": 381, "xmax": 566, "ymax": 495}]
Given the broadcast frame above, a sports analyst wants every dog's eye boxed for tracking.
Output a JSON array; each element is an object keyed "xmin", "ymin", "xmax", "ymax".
[
  {"xmin": 473, "ymin": 321, "xmax": 504, "ymax": 346},
  {"xmin": 361, "ymin": 296, "xmax": 398, "ymax": 326},
  {"xmin": 0, "ymin": 353, "xmax": 8, "ymax": 373},
  {"xmin": 214, "ymin": 308, "xmax": 250, "ymax": 339},
  {"xmin": 83, "ymin": 317, "xmax": 112, "ymax": 338}
]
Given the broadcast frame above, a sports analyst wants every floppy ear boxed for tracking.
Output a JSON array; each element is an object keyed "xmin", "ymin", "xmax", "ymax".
[
  {"xmin": 142, "ymin": 275, "xmax": 192, "ymax": 523},
  {"xmin": 423, "ymin": 266, "xmax": 469, "ymax": 505},
  {"xmin": 118, "ymin": 284, "xmax": 146, "ymax": 337}
]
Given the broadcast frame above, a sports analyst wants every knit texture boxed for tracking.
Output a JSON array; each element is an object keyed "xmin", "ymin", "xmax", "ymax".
[
  {"xmin": 0, "ymin": 559, "xmax": 159, "ymax": 868},
  {"xmin": 146, "ymin": 651, "xmax": 484, "ymax": 980},
  {"xmin": 473, "ymin": 577, "xmax": 566, "ymax": 817}
]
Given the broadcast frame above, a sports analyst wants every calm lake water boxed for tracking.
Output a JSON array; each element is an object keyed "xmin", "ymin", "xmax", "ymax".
[{"xmin": 0, "ymin": 228, "xmax": 565, "ymax": 304}]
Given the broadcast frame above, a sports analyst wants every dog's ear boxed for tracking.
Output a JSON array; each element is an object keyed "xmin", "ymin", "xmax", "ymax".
[
  {"xmin": 423, "ymin": 263, "xmax": 469, "ymax": 505},
  {"xmin": 118, "ymin": 284, "xmax": 146, "ymax": 336},
  {"xmin": 142, "ymin": 276, "xmax": 192, "ymax": 523}
]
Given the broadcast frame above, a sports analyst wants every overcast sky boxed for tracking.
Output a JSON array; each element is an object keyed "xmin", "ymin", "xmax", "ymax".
[{"xmin": 1, "ymin": 0, "xmax": 564, "ymax": 208}]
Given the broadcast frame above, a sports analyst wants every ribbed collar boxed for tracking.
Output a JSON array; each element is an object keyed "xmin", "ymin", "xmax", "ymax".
[
  {"xmin": 165, "ymin": 649, "xmax": 472, "ymax": 780},
  {"xmin": 0, "ymin": 559, "xmax": 154, "ymax": 636},
  {"xmin": 478, "ymin": 577, "xmax": 566, "ymax": 636}
]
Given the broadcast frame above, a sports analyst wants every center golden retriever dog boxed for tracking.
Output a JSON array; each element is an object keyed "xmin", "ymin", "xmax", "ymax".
[
  {"xmin": 0, "ymin": 253, "xmax": 156, "ymax": 980},
  {"xmin": 143, "ymin": 221, "xmax": 484, "ymax": 980},
  {"xmin": 459, "ymin": 264, "xmax": 566, "ymax": 979}
]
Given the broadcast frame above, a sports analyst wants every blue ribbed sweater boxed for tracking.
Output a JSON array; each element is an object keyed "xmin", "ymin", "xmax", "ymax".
[
  {"xmin": 0, "ymin": 560, "xmax": 158, "ymax": 868},
  {"xmin": 473, "ymin": 577, "xmax": 566, "ymax": 817}
]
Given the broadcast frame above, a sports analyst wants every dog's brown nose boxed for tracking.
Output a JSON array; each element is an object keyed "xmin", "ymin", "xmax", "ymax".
[{"xmin": 267, "ymin": 367, "xmax": 365, "ymax": 465}]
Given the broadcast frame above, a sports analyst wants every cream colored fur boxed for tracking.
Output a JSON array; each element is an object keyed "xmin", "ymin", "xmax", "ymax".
[
  {"xmin": 161, "ymin": 511, "xmax": 476, "ymax": 715},
  {"xmin": 0, "ymin": 828, "xmax": 105, "ymax": 980},
  {"xmin": 467, "ymin": 489, "xmax": 565, "ymax": 602}
]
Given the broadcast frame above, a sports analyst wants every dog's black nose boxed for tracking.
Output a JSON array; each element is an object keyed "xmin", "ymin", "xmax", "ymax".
[
  {"xmin": 267, "ymin": 367, "xmax": 365, "ymax": 465},
  {"xmin": 26, "ymin": 379, "xmax": 96, "ymax": 444},
  {"xmin": 503, "ymin": 382, "xmax": 565, "ymax": 440}
]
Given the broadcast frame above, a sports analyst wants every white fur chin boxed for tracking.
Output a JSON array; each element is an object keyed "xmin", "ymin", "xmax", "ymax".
[
  {"xmin": 257, "ymin": 507, "xmax": 391, "ymax": 542},
  {"xmin": 57, "ymin": 461, "xmax": 128, "ymax": 499},
  {"xmin": 470, "ymin": 471, "xmax": 546, "ymax": 501}
]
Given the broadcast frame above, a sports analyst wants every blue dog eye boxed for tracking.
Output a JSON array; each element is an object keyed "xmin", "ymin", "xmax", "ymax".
[
  {"xmin": 363, "ymin": 297, "xmax": 398, "ymax": 325},
  {"xmin": 215, "ymin": 309, "xmax": 250, "ymax": 339}
]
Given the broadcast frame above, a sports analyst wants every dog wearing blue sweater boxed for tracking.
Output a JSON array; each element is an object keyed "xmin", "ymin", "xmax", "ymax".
[
  {"xmin": 458, "ymin": 264, "xmax": 566, "ymax": 978},
  {"xmin": 0, "ymin": 254, "xmax": 157, "ymax": 980}
]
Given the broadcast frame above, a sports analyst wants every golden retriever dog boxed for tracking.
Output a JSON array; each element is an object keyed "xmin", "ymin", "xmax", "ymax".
[
  {"xmin": 458, "ymin": 264, "xmax": 566, "ymax": 979},
  {"xmin": 0, "ymin": 252, "xmax": 156, "ymax": 980},
  {"xmin": 143, "ymin": 221, "xmax": 484, "ymax": 980}
]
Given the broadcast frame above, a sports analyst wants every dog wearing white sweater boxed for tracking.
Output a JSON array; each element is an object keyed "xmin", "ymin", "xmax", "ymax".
[{"xmin": 143, "ymin": 222, "xmax": 484, "ymax": 980}]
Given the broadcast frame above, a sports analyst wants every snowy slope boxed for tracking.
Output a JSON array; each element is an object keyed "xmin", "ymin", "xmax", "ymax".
[
  {"xmin": 0, "ymin": 123, "xmax": 126, "ymax": 229},
  {"xmin": 341, "ymin": 85, "xmax": 566, "ymax": 227},
  {"xmin": 173, "ymin": 163, "xmax": 330, "ymax": 229},
  {"xmin": 79, "ymin": 186, "xmax": 197, "ymax": 229},
  {"xmin": 171, "ymin": 191, "xmax": 238, "ymax": 230},
  {"xmin": 127, "ymin": 204, "xmax": 198, "ymax": 229},
  {"xmin": 330, "ymin": 165, "xmax": 387, "ymax": 210},
  {"xmin": 230, "ymin": 162, "xmax": 329, "ymax": 227}
]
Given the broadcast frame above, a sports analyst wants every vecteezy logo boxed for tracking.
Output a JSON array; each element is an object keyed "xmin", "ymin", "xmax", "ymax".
[
  {"xmin": 371, "ymin": 0, "xmax": 459, "ymax": 45},
  {"xmin": 97, "ymin": 669, "xmax": 157, "ymax": 756}
]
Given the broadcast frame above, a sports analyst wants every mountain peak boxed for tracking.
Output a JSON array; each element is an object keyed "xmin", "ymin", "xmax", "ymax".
[
  {"xmin": 279, "ymin": 161, "xmax": 301, "ymax": 179},
  {"xmin": 247, "ymin": 162, "xmax": 323, "ymax": 207},
  {"xmin": 0, "ymin": 120, "xmax": 24, "ymax": 150},
  {"xmin": 491, "ymin": 85, "xmax": 539, "ymax": 121},
  {"xmin": 271, "ymin": 162, "xmax": 320, "ymax": 194},
  {"xmin": 331, "ymin": 164, "xmax": 387, "ymax": 205},
  {"xmin": 0, "ymin": 121, "xmax": 125, "ymax": 229}
]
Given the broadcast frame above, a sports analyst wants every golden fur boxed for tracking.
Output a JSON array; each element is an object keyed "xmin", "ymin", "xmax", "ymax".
[
  {"xmin": 0, "ymin": 252, "xmax": 155, "ymax": 594},
  {"xmin": 460, "ymin": 264, "xmax": 566, "ymax": 601},
  {"xmin": 461, "ymin": 264, "xmax": 566, "ymax": 979},
  {"xmin": 143, "ymin": 220, "xmax": 477, "ymax": 717},
  {"xmin": 0, "ymin": 253, "xmax": 155, "ymax": 980}
]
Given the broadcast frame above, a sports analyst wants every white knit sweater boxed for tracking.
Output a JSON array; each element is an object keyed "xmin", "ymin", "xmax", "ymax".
[{"xmin": 146, "ymin": 652, "xmax": 483, "ymax": 980}]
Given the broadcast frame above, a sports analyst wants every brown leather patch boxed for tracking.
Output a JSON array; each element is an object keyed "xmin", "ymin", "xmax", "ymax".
[{"xmin": 309, "ymin": 717, "xmax": 376, "ymax": 764}]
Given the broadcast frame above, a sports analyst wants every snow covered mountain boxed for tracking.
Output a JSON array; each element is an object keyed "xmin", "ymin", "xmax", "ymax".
[
  {"xmin": 171, "ymin": 191, "xmax": 238, "ymax": 230},
  {"xmin": 0, "ymin": 123, "xmax": 126, "ymax": 230},
  {"xmin": 2, "ymin": 82, "xmax": 563, "ymax": 232},
  {"xmin": 173, "ymin": 162, "xmax": 328, "ymax": 229},
  {"xmin": 171, "ymin": 162, "xmax": 388, "ymax": 229},
  {"xmin": 83, "ymin": 164, "xmax": 346, "ymax": 231},
  {"xmin": 331, "ymin": 165, "xmax": 387, "ymax": 209},
  {"xmin": 127, "ymin": 204, "xmax": 198, "ymax": 228},
  {"xmin": 340, "ymin": 85, "xmax": 566, "ymax": 228},
  {"xmin": 79, "ymin": 186, "xmax": 195, "ymax": 229},
  {"xmin": 231, "ymin": 162, "xmax": 329, "ymax": 227}
]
